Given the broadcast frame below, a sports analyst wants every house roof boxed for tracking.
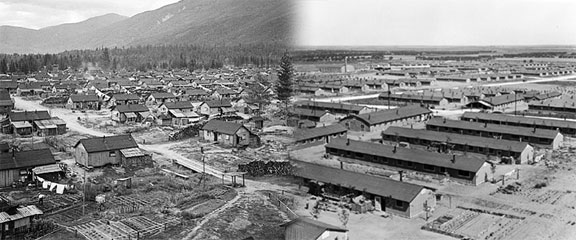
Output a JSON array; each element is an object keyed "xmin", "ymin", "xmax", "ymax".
[
  {"xmin": 325, "ymin": 138, "xmax": 487, "ymax": 173},
  {"xmin": 477, "ymin": 94, "xmax": 523, "ymax": 106},
  {"xmin": 0, "ymin": 90, "xmax": 11, "ymax": 101},
  {"xmin": 427, "ymin": 117, "xmax": 561, "ymax": 140},
  {"xmin": 69, "ymin": 94, "xmax": 100, "ymax": 102},
  {"xmin": 294, "ymin": 124, "xmax": 347, "ymax": 142},
  {"xmin": 202, "ymin": 119, "xmax": 245, "ymax": 135},
  {"xmin": 461, "ymin": 112, "xmax": 576, "ymax": 130},
  {"xmin": 112, "ymin": 94, "xmax": 140, "ymax": 101},
  {"xmin": 288, "ymin": 108, "xmax": 331, "ymax": 118},
  {"xmin": 150, "ymin": 92, "xmax": 176, "ymax": 99},
  {"xmin": 292, "ymin": 160, "xmax": 427, "ymax": 203},
  {"xmin": 75, "ymin": 135, "xmax": 138, "ymax": 153},
  {"xmin": 113, "ymin": 104, "xmax": 149, "ymax": 113},
  {"xmin": 0, "ymin": 149, "xmax": 56, "ymax": 170},
  {"xmin": 281, "ymin": 217, "xmax": 347, "ymax": 239},
  {"xmin": 344, "ymin": 105, "xmax": 431, "ymax": 126},
  {"xmin": 34, "ymin": 118, "xmax": 66, "ymax": 129},
  {"xmin": 163, "ymin": 101, "xmax": 195, "ymax": 110},
  {"xmin": 203, "ymin": 100, "xmax": 232, "ymax": 108},
  {"xmin": 294, "ymin": 100, "xmax": 366, "ymax": 113},
  {"xmin": 0, "ymin": 81, "xmax": 18, "ymax": 89},
  {"xmin": 383, "ymin": 126, "xmax": 531, "ymax": 153},
  {"xmin": 9, "ymin": 110, "xmax": 51, "ymax": 122},
  {"xmin": 0, "ymin": 205, "xmax": 43, "ymax": 224},
  {"xmin": 0, "ymin": 143, "xmax": 8, "ymax": 152}
]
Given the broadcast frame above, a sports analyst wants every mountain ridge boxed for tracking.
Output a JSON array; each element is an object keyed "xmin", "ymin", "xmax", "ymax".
[{"xmin": 0, "ymin": 0, "xmax": 293, "ymax": 54}]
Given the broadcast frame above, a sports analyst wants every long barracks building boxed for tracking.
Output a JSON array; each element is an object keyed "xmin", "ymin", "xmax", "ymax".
[
  {"xmin": 325, "ymin": 138, "xmax": 492, "ymax": 185},
  {"xmin": 382, "ymin": 126, "xmax": 534, "ymax": 164},
  {"xmin": 426, "ymin": 117, "xmax": 563, "ymax": 149},
  {"xmin": 461, "ymin": 112, "xmax": 576, "ymax": 136}
]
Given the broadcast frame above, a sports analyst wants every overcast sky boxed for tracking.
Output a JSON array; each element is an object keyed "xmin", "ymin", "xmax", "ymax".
[
  {"xmin": 0, "ymin": 0, "xmax": 180, "ymax": 29},
  {"xmin": 296, "ymin": 0, "xmax": 576, "ymax": 46}
]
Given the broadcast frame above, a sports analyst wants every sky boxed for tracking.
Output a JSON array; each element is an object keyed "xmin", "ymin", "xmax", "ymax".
[
  {"xmin": 0, "ymin": 0, "xmax": 180, "ymax": 29},
  {"xmin": 295, "ymin": 0, "xmax": 576, "ymax": 47}
]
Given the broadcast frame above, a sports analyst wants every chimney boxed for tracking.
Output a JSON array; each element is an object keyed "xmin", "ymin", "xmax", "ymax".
[
  {"xmin": 451, "ymin": 154, "xmax": 456, "ymax": 163},
  {"xmin": 533, "ymin": 126, "xmax": 536, "ymax": 133},
  {"xmin": 443, "ymin": 118, "xmax": 446, "ymax": 124},
  {"xmin": 393, "ymin": 145, "xmax": 397, "ymax": 153},
  {"xmin": 399, "ymin": 170, "xmax": 404, "ymax": 182},
  {"xmin": 396, "ymin": 109, "xmax": 399, "ymax": 115},
  {"xmin": 346, "ymin": 139, "xmax": 350, "ymax": 146},
  {"xmin": 484, "ymin": 122, "xmax": 487, "ymax": 128}
]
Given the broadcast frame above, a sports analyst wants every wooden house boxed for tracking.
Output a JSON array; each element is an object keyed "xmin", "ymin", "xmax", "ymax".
[
  {"xmin": 0, "ymin": 205, "xmax": 43, "ymax": 238},
  {"xmin": 201, "ymin": 120, "xmax": 253, "ymax": 147},
  {"xmin": 293, "ymin": 160, "xmax": 437, "ymax": 218},
  {"xmin": 111, "ymin": 104, "xmax": 150, "ymax": 123},
  {"xmin": 66, "ymin": 94, "xmax": 101, "ymax": 110},
  {"xmin": 0, "ymin": 149, "xmax": 56, "ymax": 187},
  {"xmin": 198, "ymin": 100, "xmax": 233, "ymax": 116},
  {"xmin": 74, "ymin": 135, "xmax": 140, "ymax": 168},
  {"xmin": 146, "ymin": 92, "xmax": 177, "ymax": 106},
  {"xmin": 282, "ymin": 217, "xmax": 348, "ymax": 240},
  {"xmin": 0, "ymin": 90, "xmax": 14, "ymax": 114}
]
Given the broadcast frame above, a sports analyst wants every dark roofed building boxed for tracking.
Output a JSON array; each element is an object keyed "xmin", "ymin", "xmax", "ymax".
[
  {"xmin": 325, "ymin": 138, "xmax": 492, "ymax": 185},
  {"xmin": 201, "ymin": 120, "xmax": 253, "ymax": 147},
  {"xmin": 426, "ymin": 117, "xmax": 563, "ymax": 149},
  {"xmin": 146, "ymin": 92, "xmax": 177, "ymax": 105},
  {"xmin": 8, "ymin": 110, "xmax": 51, "ymax": 122},
  {"xmin": 339, "ymin": 105, "xmax": 432, "ymax": 132},
  {"xmin": 282, "ymin": 217, "xmax": 348, "ymax": 240},
  {"xmin": 0, "ymin": 90, "xmax": 14, "ymax": 114},
  {"xmin": 294, "ymin": 100, "xmax": 372, "ymax": 115},
  {"xmin": 292, "ymin": 160, "xmax": 437, "ymax": 218},
  {"xmin": 111, "ymin": 104, "xmax": 150, "ymax": 123},
  {"xmin": 0, "ymin": 149, "xmax": 56, "ymax": 187},
  {"xmin": 74, "ymin": 135, "xmax": 139, "ymax": 168},
  {"xmin": 198, "ymin": 100, "xmax": 233, "ymax": 115},
  {"xmin": 67, "ymin": 94, "xmax": 100, "ymax": 110},
  {"xmin": 382, "ymin": 126, "xmax": 534, "ymax": 164},
  {"xmin": 109, "ymin": 94, "xmax": 140, "ymax": 107},
  {"xmin": 293, "ymin": 124, "xmax": 347, "ymax": 149},
  {"xmin": 465, "ymin": 94, "xmax": 523, "ymax": 111},
  {"xmin": 461, "ymin": 112, "xmax": 576, "ymax": 135}
]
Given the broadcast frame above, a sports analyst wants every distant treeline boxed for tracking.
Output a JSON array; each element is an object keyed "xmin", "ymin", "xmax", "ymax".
[
  {"xmin": 0, "ymin": 44, "xmax": 286, "ymax": 74},
  {"xmin": 291, "ymin": 50, "xmax": 495, "ymax": 62}
]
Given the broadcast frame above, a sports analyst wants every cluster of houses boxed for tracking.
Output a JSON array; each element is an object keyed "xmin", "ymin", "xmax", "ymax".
[
  {"xmin": 289, "ymin": 90, "xmax": 573, "ymax": 219},
  {"xmin": 0, "ymin": 110, "xmax": 66, "ymax": 136}
]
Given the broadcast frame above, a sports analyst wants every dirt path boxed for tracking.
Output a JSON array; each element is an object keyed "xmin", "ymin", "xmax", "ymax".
[{"xmin": 184, "ymin": 191, "xmax": 243, "ymax": 240}]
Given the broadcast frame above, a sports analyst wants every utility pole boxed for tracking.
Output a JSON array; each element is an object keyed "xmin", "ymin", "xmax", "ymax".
[{"xmin": 82, "ymin": 170, "xmax": 86, "ymax": 216}]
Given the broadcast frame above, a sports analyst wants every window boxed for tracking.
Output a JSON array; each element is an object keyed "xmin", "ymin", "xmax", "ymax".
[
  {"xmin": 458, "ymin": 170, "xmax": 470, "ymax": 177},
  {"xmin": 109, "ymin": 151, "xmax": 116, "ymax": 157},
  {"xmin": 355, "ymin": 152, "xmax": 364, "ymax": 158},
  {"xmin": 423, "ymin": 164, "xmax": 435, "ymax": 172},
  {"xmin": 395, "ymin": 200, "xmax": 403, "ymax": 208},
  {"xmin": 406, "ymin": 161, "xmax": 413, "ymax": 168}
]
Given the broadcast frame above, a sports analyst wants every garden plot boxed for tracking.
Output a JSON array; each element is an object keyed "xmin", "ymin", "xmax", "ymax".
[
  {"xmin": 37, "ymin": 194, "xmax": 82, "ymax": 213},
  {"xmin": 104, "ymin": 195, "xmax": 154, "ymax": 214},
  {"xmin": 423, "ymin": 208, "xmax": 524, "ymax": 240},
  {"xmin": 74, "ymin": 216, "xmax": 180, "ymax": 240}
]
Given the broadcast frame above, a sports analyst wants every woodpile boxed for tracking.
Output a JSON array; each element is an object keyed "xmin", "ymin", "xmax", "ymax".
[{"xmin": 238, "ymin": 161, "xmax": 293, "ymax": 177}]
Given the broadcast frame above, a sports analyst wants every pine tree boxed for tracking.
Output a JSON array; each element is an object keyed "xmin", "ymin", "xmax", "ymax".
[{"xmin": 276, "ymin": 52, "xmax": 293, "ymax": 108}]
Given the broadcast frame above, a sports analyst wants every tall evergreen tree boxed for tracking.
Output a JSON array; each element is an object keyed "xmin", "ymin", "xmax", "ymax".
[{"xmin": 276, "ymin": 52, "xmax": 293, "ymax": 106}]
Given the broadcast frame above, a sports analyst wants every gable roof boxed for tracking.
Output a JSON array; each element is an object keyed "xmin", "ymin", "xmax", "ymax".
[
  {"xmin": 69, "ymin": 94, "xmax": 100, "ymax": 102},
  {"xmin": 150, "ymin": 92, "xmax": 176, "ymax": 99},
  {"xmin": 281, "ymin": 217, "xmax": 347, "ymax": 239},
  {"xmin": 326, "ymin": 138, "xmax": 486, "ymax": 173},
  {"xmin": 292, "ymin": 160, "xmax": 427, "ymax": 203},
  {"xmin": 294, "ymin": 100, "xmax": 366, "ymax": 113},
  {"xmin": 162, "ymin": 101, "xmax": 195, "ymax": 110},
  {"xmin": 0, "ymin": 149, "xmax": 56, "ymax": 170},
  {"xmin": 427, "ymin": 117, "xmax": 561, "ymax": 140},
  {"xmin": 112, "ymin": 94, "xmax": 140, "ymax": 101},
  {"xmin": 344, "ymin": 105, "xmax": 431, "ymax": 126},
  {"xmin": 461, "ymin": 112, "xmax": 576, "ymax": 130},
  {"xmin": 112, "ymin": 104, "xmax": 149, "ymax": 113},
  {"xmin": 294, "ymin": 124, "xmax": 347, "ymax": 142},
  {"xmin": 75, "ymin": 135, "xmax": 138, "ymax": 153},
  {"xmin": 202, "ymin": 120, "xmax": 245, "ymax": 135},
  {"xmin": 383, "ymin": 126, "xmax": 531, "ymax": 153},
  {"xmin": 9, "ymin": 110, "xmax": 51, "ymax": 122},
  {"xmin": 0, "ymin": 205, "xmax": 43, "ymax": 224},
  {"xmin": 203, "ymin": 100, "xmax": 232, "ymax": 108}
]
